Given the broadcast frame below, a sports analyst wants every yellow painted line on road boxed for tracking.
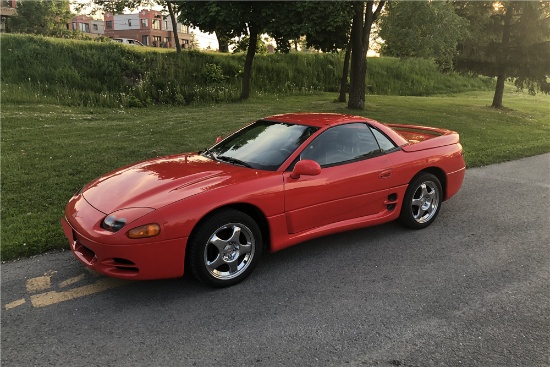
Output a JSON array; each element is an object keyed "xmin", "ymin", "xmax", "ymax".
[
  {"xmin": 30, "ymin": 278, "xmax": 128, "ymax": 308},
  {"xmin": 59, "ymin": 273, "xmax": 86, "ymax": 288},
  {"xmin": 26, "ymin": 276, "xmax": 52, "ymax": 293},
  {"xmin": 4, "ymin": 298, "xmax": 26, "ymax": 310}
]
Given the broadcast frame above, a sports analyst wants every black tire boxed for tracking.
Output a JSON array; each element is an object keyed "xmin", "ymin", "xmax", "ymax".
[
  {"xmin": 399, "ymin": 173, "xmax": 442, "ymax": 230},
  {"xmin": 187, "ymin": 209, "xmax": 263, "ymax": 287}
]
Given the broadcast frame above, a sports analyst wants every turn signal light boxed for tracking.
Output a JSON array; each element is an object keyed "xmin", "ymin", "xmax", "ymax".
[{"xmin": 127, "ymin": 224, "xmax": 160, "ymax": 239}]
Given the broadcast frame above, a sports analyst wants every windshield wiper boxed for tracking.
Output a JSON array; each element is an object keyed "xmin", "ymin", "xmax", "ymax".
[
  {"xmin": 200, "ymin": 147, "xmax": 216, "ymax": 160},
  {"xmin": 217, "ymin": 155, "xmax": 253, "ymax": 168}
]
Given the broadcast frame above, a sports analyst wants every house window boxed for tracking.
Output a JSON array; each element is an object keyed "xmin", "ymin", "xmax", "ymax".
[
  {"xmin": 164, "ymin": 20, "xmax": 168, "ymax": 30},
  {"xmin": 128, "ymin": 19, "xmax": 132, "ymax": 27},
  {"xmin": 72, "ymin": 22, "xmax": 76, "ymax": 30},
  {"xmin": 152, "ymin": 19, "xmax": 160, "ymax": 30},
  {"xmin": 180, "ymin": 24, "xmax": 188, "ymax": 33},
  {"xmin": 80, "ymin": 23, "xmax": 90, "ymax": 33},
  {"xmin": 141, "ymin": 35, "xmax": 148, "ymax": 45},
  {"xmin": 93, "ymin": 24, "xmax": 98, "ymax": 31},
  {"xmin": 153, "ymin": 35, "xmax": 161, "ymax": 46},
  {"xmin": 141, "ymin": 19, "xmax": 148, "ymax": 28},
  {"xmin": 106, "ymin": 20, "xmax": 112, "ymax": 29}
]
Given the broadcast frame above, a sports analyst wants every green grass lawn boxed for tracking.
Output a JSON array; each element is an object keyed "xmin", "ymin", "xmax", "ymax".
[{"xmin": 1, "ymin": 89, "xmax": 549, "ymax": 260}]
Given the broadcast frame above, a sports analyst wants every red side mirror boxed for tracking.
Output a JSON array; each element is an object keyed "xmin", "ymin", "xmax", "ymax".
[{"xmin": 290, "ymin": 160, "xmax": 321, "ymax": 179}]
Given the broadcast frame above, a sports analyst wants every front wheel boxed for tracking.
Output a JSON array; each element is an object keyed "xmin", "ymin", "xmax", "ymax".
[
  {"xmin": 399, "ymin": 173, "xmax": 442, "ymax": 229},
  {"xmin": 187, "ymin": 209, "xmax": 263, "ymax": 287}
]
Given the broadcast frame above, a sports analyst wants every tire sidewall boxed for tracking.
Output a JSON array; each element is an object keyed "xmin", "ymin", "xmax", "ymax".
[
  {"xmin": 188, "ymin": 209, "xmax": 263, "ymax": 288},
  {"xmin": 399, "ymin": 173, "xmax": 443, "ymax": 230}
]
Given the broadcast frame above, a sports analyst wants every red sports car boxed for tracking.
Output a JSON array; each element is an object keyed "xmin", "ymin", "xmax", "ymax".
[{"xmin": 61, "ymin": 113, "xmax": 465, "ymax": 287}]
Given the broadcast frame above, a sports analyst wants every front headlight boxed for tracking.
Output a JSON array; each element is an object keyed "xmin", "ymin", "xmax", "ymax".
[
  {"xmin": 100, "ymin": 207, "xmax": 155, "ymax": 233},
  {"xmin": 101, "ymin": 215, "xmax": 127, "ymax": 232}
]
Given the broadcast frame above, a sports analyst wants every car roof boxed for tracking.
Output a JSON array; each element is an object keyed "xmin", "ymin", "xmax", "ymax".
[{"xmin": 263, "ymin": 113, "xmax": 375, "ymax": 128}]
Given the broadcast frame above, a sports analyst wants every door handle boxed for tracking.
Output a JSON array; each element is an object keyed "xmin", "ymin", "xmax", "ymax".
[{"xmin": 379, "ymin": 170, "xmax": 392, "ymax": 179}]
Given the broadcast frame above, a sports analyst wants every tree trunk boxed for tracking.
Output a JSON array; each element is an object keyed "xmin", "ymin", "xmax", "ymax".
[
  {"xmin": 167, "ymin": 1, "xmax": 181, "ymax": 53},
  {"xmin": 492, "ymin": 74, "xmax": 506, "ymax": 108},
  {"xmin": 338, "ymin": 41, "xmax": 352, "ymax": 102},
  {"xmin": 347, "ymin": 1, "xmax": 385, "ymax": 109},
  {"xmin": 491, "ymin": 5, "xmax": 513, "ymax": 108},
  {"xmin": 216, "ymin": 32, "xmax": 229, "ymax": 53},
  {"xmin": 348, "ymin": 2, "xmax": 366, "ymax": 109},
  {"xmin": 241, "ymin": 26, "xmax": 258, "ymax": 100}
]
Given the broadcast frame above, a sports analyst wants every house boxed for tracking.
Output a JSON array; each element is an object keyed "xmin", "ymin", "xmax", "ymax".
[
  {"xmin": 0, "ymin": 0, "xmax": 17, "ymax": 33},
  {"xmin": 104, "ymin": 9, "xmax": 193, "ymax": 49},
  {"xmin": 69, "ymin": 14, "xmax": 104, "ymax": 37}
]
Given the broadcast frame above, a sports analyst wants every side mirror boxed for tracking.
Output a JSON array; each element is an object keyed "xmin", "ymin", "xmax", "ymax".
[{"xmin": 290, "ymin": 160, "xmax": 321, "ymax": 179}]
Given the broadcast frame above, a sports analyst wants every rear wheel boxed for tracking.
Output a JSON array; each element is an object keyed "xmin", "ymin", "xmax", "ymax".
[
  {"xmin": 187, "ymin": 209, "xmax": 262, "ymax": 287},
  {"xmin": 399, "ymin": 173, "xmax": 442, "ymax": 229}
]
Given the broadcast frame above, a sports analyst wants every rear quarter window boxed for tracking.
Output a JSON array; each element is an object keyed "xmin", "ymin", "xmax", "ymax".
[{"xmin": 370, "ymin": 127, "xmax": 397, "ymax": 151}]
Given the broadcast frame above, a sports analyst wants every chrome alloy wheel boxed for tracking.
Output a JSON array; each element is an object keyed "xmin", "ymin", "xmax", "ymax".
[
  {"xmin": 204, "ymin": 223, "xmax": 255, "ymax": 280},
  {"xmin": 410, "ymin": 181, "xmax": 440, "ymax": 224}
]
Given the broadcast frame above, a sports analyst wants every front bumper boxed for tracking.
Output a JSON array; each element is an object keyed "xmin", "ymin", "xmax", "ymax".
[{"xmin": 61, "ymin": 204, "xmax": 187, "ymax": 280}]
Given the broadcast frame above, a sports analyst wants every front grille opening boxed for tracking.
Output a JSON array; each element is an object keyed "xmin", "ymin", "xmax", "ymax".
[
  {"xmin": 74, "ymin": 242, "xmax": 96, "ymax": 263},
  {"xmin": 111, "ymin": 257, "xmax": 139, "ymax": 273},
  {"xmin": 113, "ymin": 258, "xmax": 135, "ymax": 265}
]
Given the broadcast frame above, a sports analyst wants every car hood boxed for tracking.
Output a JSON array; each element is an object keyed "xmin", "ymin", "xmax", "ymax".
[{"xmin": 82, "ymin": 153, "xmax": 250, "ymax": 214}]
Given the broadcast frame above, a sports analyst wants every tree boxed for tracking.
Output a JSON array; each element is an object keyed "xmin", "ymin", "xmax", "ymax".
[
  {"xmin": 11, "ymin": 0, "xmax": 73, "ymax": 37},
  {"xmin": 379, "ymin": 1, "xmax": 468, "ymax": 70},
  {"xmin": 455, "ymin": 1, "xmax": 550, "ymax": 108},
  {"xmin": 178, "ymin": 1, "xmax": 304, "ymax": 100},
  {"xmin": 261, "ymin": 1, "xmax": 354, "ymax": 101},
  {"xmin": 348, "ymin": 1, "xmax": 386, "ymax": 110},
  {"xmin": 297, "ymin": 1, "xmax": 354, "ymax": 102},
  {"xmin": 177, "ymin": 2, "xmax": 237, "ymax": 53}
]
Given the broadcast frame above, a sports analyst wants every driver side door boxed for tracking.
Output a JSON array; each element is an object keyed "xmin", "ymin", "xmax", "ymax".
[{"xmin": 283, "ymin": 123, "xmax": 394, "ymax": 234}]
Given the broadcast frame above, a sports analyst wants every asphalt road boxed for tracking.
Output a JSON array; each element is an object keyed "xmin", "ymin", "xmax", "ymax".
[{"xmin": 2, "ymin": 154, "xmax": 549, "ymax": 367}]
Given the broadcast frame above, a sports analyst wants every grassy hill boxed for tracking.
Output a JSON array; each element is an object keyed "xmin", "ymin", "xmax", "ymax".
[{"xmin": 1, "ymin": 33, "xmax": 494, "ymax": 107}]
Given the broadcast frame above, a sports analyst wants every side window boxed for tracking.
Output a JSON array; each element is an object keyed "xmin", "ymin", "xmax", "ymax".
[
  {"xmin": 299, "ymin": 123, "xmax": 382, "ymax": 167},
  {"xmin": 370, "ymin": 126, "xmax": 397, "ymax": 152}
]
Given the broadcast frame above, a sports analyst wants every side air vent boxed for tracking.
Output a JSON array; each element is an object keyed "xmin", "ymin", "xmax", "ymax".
[{"xmin": 386, "ymin": 193, "xmax": 398, "ymax": 211}]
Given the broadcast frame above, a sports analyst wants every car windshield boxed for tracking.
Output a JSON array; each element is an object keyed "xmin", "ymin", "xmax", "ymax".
[{"xmin": 206, "ymin": 120, "xmax": 318, "ymax": 171}]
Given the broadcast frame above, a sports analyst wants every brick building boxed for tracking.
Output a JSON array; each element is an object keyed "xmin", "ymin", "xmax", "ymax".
[
  {"xmin": 69, "ymin": 14, "xmax": 104, "ymax": 37},
  {"xmin": 104, "ymin": 9, "xmax": 193, "ymax": 49},
  {"xmin": 0, "ymin": 0, "xmax": 17, "ymax": 33}
]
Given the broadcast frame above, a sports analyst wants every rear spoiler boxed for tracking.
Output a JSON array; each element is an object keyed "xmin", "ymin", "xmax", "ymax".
[{"xmin": 386, "ymin": 124, "xmax": 460, "ymax": 152}]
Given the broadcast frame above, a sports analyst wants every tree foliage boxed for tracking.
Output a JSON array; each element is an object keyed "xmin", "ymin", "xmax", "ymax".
[
  {"xmin": 11, "ymin": 0, "xmax": 73, "ymax": 37},
  {"xmin": 231, "ymin": 36, "xmax": 268, "ymax": 54},
  {"xmin": 454, "ymin": 1, "xmax": 550, "ymax": 107},
  {"xmin": 379, "ymin": 1, "xmax": 468, "ymax": 70}
]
